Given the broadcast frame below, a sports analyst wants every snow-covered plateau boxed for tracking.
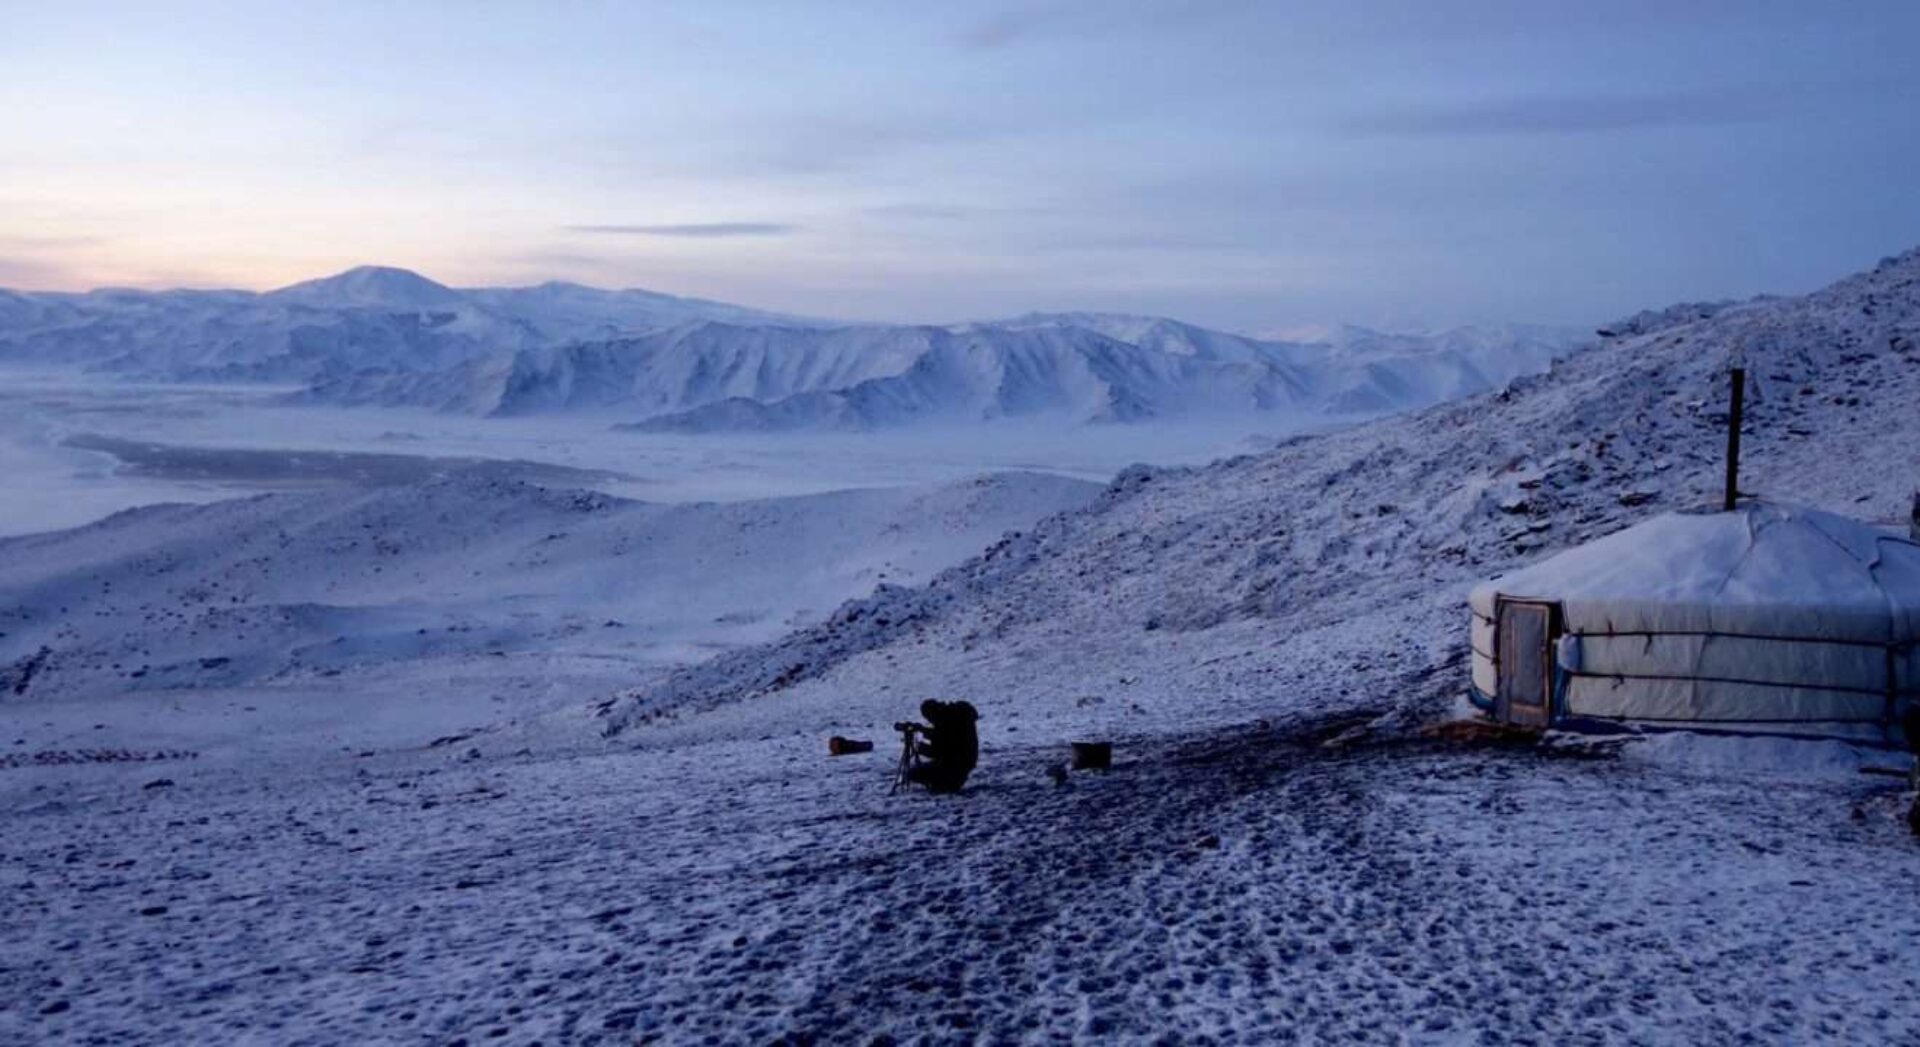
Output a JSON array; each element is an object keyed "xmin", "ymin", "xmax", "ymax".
[{"xmin": 4, "ymin": 248, "xmax": 1920, "ymax": 1043}]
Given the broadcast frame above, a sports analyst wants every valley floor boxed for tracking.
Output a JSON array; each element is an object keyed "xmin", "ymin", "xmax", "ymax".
[
  {"xmin": 8, "ymin": 235, "xmax": 1920, "ymax": 1047},
  {"xmin": 6, "ymin": 706, "xmax": 1919, "ymax": 1044}
]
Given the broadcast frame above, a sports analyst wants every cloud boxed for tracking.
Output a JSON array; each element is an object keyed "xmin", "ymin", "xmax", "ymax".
[
  {"xmin": 1336, "ymin": 90, "xmax": 1776, "ymax": 137},
  {"xmin": 565, "ymin": 222, "xmax": 799, "ymax": 238}
]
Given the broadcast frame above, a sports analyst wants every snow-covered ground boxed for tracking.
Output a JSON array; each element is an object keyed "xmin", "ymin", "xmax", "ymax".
[
  {"xmin": 6, "ymin": 707, "xmax": 1919, "ymax": 1043},
  {"xmin": 0, "ymin": 368, "xmax": 1328, "ymax": 538},
  {"xmin": 0, "ymin": 469, "xmax": 1102, "ymax": 749},
  {"xmin": 4, "ymin": 248, "xmax": 1920, "ymax": 1042}
]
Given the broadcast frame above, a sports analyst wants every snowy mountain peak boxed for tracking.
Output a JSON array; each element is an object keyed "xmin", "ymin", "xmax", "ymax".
[{"xmin": 267, "ymin": 266, "xmax": 469, "ymax": 310}]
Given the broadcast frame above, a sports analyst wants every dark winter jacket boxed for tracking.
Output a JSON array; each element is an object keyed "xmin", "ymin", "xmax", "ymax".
[{"xmin": 913, "ymin": 700, "xmax": 980, "ymax": 792}]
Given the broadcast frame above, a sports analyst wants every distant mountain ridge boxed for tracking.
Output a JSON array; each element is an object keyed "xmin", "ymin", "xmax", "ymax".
[
  {"xmin": 288, "ymin": 311, "xmax": 1582, "ymax": 430},
  {"xmin": 0, "ymin": 265, "xmax": 830, "ymax": 382},
  {"xmin": 0, "ymin": 265, "xmax": 1588, "ymax": 430}
]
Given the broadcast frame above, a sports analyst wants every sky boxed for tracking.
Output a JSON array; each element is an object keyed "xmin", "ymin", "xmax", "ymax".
[{"xmin": 3, "ymin": 0, "xmax": 1920, "ymax": 332}]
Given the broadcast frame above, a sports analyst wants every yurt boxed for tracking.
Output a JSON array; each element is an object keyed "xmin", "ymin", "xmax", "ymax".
[{"xmin": 1468, "ymin": 502, "xmax": 1920, "ymax": 742}]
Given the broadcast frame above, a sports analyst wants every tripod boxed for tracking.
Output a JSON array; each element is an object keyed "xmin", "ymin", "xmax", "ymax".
[{"xmin": 891, "ymin": 724, "xmax": 923, "ymax": 794}]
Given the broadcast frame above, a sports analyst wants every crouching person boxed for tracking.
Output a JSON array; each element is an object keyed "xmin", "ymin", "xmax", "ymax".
[{"xmin": 902, "ymin": 699, "xmax": 980, "ymax": 794}]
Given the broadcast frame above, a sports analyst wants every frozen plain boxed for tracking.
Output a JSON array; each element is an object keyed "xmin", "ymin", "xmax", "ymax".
[{"xmin": 5, "ymin": 250, "xmax": 1920, "ymax": 1042}]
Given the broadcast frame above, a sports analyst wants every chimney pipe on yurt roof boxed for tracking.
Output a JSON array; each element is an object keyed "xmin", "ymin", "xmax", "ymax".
[{"xmin": 1724, "ymin": 343, "xmax": 1747, "ymax": 513}]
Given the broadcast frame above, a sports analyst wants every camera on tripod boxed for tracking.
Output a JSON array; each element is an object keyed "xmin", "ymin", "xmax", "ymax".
[{"xmin": 890, "ymin": 721, "xmax": 925, "ymax": 793}]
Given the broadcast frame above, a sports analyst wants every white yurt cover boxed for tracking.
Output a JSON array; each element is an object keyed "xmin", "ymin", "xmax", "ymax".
[{"xmin": 1469, "ymin": 503, "xmax": 1920, "ymax": 729}]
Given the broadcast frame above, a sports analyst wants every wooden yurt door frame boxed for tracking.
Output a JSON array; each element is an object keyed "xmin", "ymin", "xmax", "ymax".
[{"xmin": 1495, "ymin": 598, "xmax": 1561, "ymax": 728}]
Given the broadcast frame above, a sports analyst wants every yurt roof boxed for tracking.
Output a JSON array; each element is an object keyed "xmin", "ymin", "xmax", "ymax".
[{"xmin": 1470, "ymin": 502, "xmax": 1920, "ymax": 642}]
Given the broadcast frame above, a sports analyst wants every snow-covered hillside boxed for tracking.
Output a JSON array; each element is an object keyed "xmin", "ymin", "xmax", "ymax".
[
  {"xmin": 0, "ymin": 266, "xmax": 823, "ymax": 382},
  {"xmin": 297, "ymin": 312, "xmax": 1583, "ymax": 429},
  {"xmin": 599, "ymin": 247, "xmax": 1920, "ymax": 739},
  {"xmin": 0, "ymin": 470, "xmax": 1099, "ymax": 703},
  {"xmin": 625, "ymin": 320, "xmax": 1327, "ymax": 431},
  {"xmin": 288, "ymin": 322, "xmax": 938, "ymax": 417},
  {"xmin": 1306, "ymin": 322, "xmax": 1594, "ymax": 412}
]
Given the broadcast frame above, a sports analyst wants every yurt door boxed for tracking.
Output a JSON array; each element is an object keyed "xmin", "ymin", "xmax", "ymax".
[{"xmin": 1496, "ymin": 600, "xmax": 1557, "ymax": 727}]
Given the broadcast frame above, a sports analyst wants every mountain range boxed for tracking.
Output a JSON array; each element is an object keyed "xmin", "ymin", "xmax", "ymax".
[
  {"xmin": 0, "ymin": 266, "xmax": 820, "ymax": 382},
  {"xmin": 0, "ymin": 265, "xmax": 1586, "ymax": 431}
]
